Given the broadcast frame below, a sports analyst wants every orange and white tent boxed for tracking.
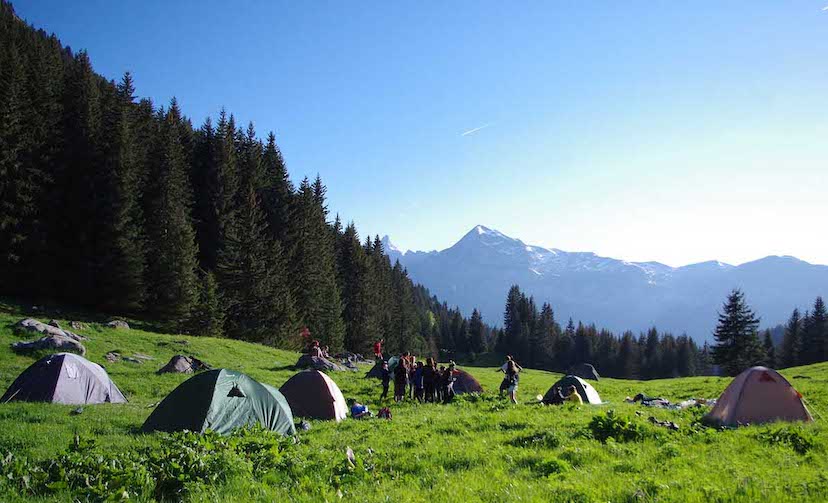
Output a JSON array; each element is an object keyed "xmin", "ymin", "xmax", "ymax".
[{"xmin": 705, "ymin": 366, "xmax": 813, "ymax": 426}]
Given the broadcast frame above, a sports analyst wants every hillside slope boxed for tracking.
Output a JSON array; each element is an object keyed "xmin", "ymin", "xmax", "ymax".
[{"xmin": 0, "ymin": 302, "xmax": 826, "ymax": 502}]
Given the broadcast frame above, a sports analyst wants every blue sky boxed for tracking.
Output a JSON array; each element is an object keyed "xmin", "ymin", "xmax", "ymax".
[{"xmin": 14, "ymin": 1, "xmax": 828, "ymax": 266}]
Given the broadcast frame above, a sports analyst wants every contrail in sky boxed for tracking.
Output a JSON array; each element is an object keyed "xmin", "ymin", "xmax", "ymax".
[{"xmin": 461, "ymin": 123, "xmax": 492, "ymax": 137}]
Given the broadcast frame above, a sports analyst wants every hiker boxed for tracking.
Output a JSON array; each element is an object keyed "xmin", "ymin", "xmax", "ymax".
[
  {"xmin": 394, "ymin": 355, "xmax": 409, "ymax": 402},
  {"xmin": 373, "ymin": 339, "xmax": 384, "ymax": 361},
  {"xmin": 423, "ymin": 358, "xmax": 437, "ymax": 403},
  {"xmin": 564, "ymin": 385, "xmax": 583, "ymax": 405},
  {"xmin": 548, "ymin": 385, "xmax": 566, "ymax": 405},
  {"xmin": 380, "ymin": 361, "xmax": 391, "ymax": 401},
  {"xmin": 505, "ymin": 360, "xmax": 519, "ymax": 404},
  {"xmin": 436, "ymin": 365, "xmax": 447, "ymax": 402},
  {"xmin": 443, "ymin": 363, "xmax": 457, "ymax": 403},
  {"xmin": 498, "ymin": 355, "xmax": 523, "ymax": 396},
  {"xmin": 408, "ymin": 356, "xmax": 418, "ymax": 400},
  {"xmin": 348, "ymin": 398, "xmax": 371, "ymax": 419},
  {"xmin": 309, "ymin": 340, "xmax": 322, "ymax": 358},
  {"xmin": 413, "ymin": 361, "xmax": 425, "ymax": 402},
  {"xmin": 321, "ymin": 345, "xmax": 331, "ymax": 359}
]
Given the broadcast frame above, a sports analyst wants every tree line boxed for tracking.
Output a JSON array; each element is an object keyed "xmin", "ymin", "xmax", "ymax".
[
  {"xmin": 0, "ymin": 1, "xmax": 489, "ymax": 355},
  {"xmin": 495, "ymin": 285, "xmax": 713, "ymax": 379},
  {"xmin": 496, "ymin": 285, "xmax": 827, "ymax": 378}
]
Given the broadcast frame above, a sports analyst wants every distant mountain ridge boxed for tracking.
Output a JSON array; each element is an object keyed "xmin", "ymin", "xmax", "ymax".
[{"xmin": 383, "ymin": 226, "xmax": 827, "ymax": 342}]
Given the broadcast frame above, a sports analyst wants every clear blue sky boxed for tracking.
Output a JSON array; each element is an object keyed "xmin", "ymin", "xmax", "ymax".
[{"xmin": 14, "ymin": 1, "xmax": 828, "ymax": 266}]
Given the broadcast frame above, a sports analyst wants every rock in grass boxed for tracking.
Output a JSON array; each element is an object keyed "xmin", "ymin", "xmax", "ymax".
[
  {"xmin": 295, "ymin": 354, "xmax": 347, "ymax": 372},
  {"xmin": 105, "ymin": 352, "xmax": 121, "ymax": 362},
  {"xmin": 47, "ymin": 319, "xmax": 62, "ymax": 329},
  {"xmin": 156, "ymin": 355, "xmax": 210, "ymax": 374},
  {"xmin": 69, "ymin": 321, "xmax": 87, "ymax": 331},
  {"xmin": 14, "ymin": 318, "xmax": 86, "ymax": 342},
  {"xmin": 12, "ymin": 334, "xmax": 86, "ymax": 356},
  {"xmin": 106, "ymin": 320, "xmax": 130, "ymax": 330}
]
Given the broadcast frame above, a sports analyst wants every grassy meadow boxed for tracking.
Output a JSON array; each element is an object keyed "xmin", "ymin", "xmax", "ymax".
[{"xmin": 0, "ymin": 301, "xmax": 826, "ymax": 502}]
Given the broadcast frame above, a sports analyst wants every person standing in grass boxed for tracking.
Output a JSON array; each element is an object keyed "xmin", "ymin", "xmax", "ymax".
[
  {"xmin": 505, "ymin": 360, "xmax": 520, "ymax": 404},
  {"xmin": 373, "ymin": 339, "xmax": 384, "ymax": 361},
  {"xmin": 498, "ymin": 356, "xmax": 523, "ymax": 396},
  {"xmin": 380, "ymin": 361, "xmax": 391, "ymax": 401},
  {"xmin": 423, "ymin": 358, "xmax": 437, "ymax": 402},
  {"xmin": 565, "ymin": 385, "xmax": 583, "ymax": 405},
  {"xmin": 408, "ymin": 356, "xmax": 418, "ymax": 400},
  {"xmin": 413, "ymin": 361, "xmax": 425, "ymax": 401},
  {"xmin": 394, "ymin": 354, "xmax": 409, "ymax": 402}
]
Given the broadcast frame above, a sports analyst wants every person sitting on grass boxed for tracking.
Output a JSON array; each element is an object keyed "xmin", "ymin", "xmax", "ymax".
[
  {"xmin": 348, "ymin": 398, "xmax": 372, "ymax": 419},
  {"xmin": 564, "ymin": 385, "xmax": 583, "ymax": 405},
  {"xmin": 548, "ymin": 385, "xmax": 566, "ymax": 405}
]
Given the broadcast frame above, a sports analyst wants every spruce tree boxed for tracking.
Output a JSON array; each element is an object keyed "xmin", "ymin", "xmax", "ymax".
[
  {"xmin": 95, "ymin": 72, "xmax": 147, "ymax": 312},
  {"xmin": 191, "ymin": 271, "xmax": 225, "ymax": 338},
  {"xmin": 781, "ymin": 308, "xmax": 802, "ymax": 368},
  {"xmin": 711, "ymin": 289, "xmax": 765, "ymax": 376},
  {"xmin": 289, "ymin": 177, "xmax": 345, "ymax": 350},
  {"xmin": 144, "ymin": 101, "xmax": 200, "ymax": 330},
  {"xmin": 762, "ymin": 329, "xmax": 776, "ymax": 368},
  {"xmin": 801, "ymin": 297, "xmax": 826, "ymax": 364}
]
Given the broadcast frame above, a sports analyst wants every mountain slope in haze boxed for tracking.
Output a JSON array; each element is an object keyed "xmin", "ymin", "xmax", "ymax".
[{"xmin": 384, "ymin": 225, "xmax": 828, "ymax": 342}]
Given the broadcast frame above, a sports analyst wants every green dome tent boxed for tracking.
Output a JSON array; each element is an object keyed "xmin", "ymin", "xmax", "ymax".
[
  {"xmin": 142, "ymin": 369, "xmax": 295, "ymax": 436},
  {"xmin": 543, "ymin": 375, "xmax": 602, "ymax": 404}
]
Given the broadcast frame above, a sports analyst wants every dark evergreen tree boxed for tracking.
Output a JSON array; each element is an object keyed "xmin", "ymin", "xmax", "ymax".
[
  {"xmin": 144, "ymin": 101, "xmax": 200, "ymax": 330},
  {"xmin": 781, "ymin": 308, "xmax": 802, "ymax": 368},
  {"xmin": 801, "ymin": 297, "xmax": 826, "ymax": 364},
  {"xmin": 711, "ymin": 289, "xmax": 765, "ymax": 376},
  {"xmin": 191, "ymin": 271, "xmax": 224, "ymax": 338},
  {"xmin": 762, "ymin": 329, "xmax": 776, "ymax": 368}
]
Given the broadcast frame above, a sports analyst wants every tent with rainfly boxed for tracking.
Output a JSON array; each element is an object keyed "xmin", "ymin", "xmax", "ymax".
[
  {"xmin": 279, "ymin": 370, "xmax": 348, "ymax": 421},
  {"xmin": 142, "ymin": 369, "xmax": 295, "ymax": 435},
  {"xmin": 704, "ymin": 366, "xmax": 813, "ymax": 426},
  {"xmin": 453, "ymin": 369, "xmax": 484, "ymax": 395},
  {"xmin": 1, "ymin": 352, "xmax": 127, "ymax": 405},
  {"xmin": 543, "ymin": 375, "xmax": 602, "ymax": 404}
]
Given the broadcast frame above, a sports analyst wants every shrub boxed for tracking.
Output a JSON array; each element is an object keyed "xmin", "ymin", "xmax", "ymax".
[
  {"xmin": 756, "ymin": 425, "xmax": 818, "ymax": 455},
  {"xmin": 507, "ymin": 431, "xmax": 561, "ymax": 449},
  {"xmin": 587, "ymin": 410, "xmax": 651, "ymax": 443}
]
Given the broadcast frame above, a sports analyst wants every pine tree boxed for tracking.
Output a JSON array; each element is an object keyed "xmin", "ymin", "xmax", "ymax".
[
  {"xmin": 781, "ymin": 308, "xmax": 802, "ymax": 368},
  {"xmin": 144, "ymin": 101, "xmax": 200, "ymax": 330},
  {"xmin": 643, "ymin": 327, "xmax": 661, "ymax": 379},
  {"xmin": 801, "ymin": 297, "xmax": 826, "ymax": 364},
  {"xmin": 94, "ymin": 72, "xmax": 147, "ymax": 312},
  {"xmin": 711, "ymin": 289, "xmax": 765, "ymax": 376},
  {"xmin": 289, "ymin": 177, "xmax": 345, "ymax": 350},
  {"xmin": 217, "ymin": 184, "xmax": 296, "ymax": 345},
  {"xmin": 618, "ymin": 331, "xmax": 639, "ymax": 378},
  {"xmin": 191, "ymin": 271, "xmax": 225, "ymax": 338},
  {"xmin": 468, "ymin": 308, "xmax": 486, "ymax": 354},
  {"xmin": 762, "ymin": 329, "xmax": 776, "ymax": 368}
]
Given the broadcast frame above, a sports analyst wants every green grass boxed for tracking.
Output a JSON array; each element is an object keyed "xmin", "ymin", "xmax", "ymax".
[{"xmin": 0, "ymin": 301, "xmax": 826, "ymax": 502}]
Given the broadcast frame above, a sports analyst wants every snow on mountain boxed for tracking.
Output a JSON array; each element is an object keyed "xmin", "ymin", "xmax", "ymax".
[{"xmin": 387, "ymin": 225, "xmax": 828, "ymax": 343}]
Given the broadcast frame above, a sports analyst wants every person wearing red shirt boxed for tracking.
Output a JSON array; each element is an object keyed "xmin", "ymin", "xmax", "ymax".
[{"xmin": 373, "ymin": 339, "xmax": 384, "ymax": 360}]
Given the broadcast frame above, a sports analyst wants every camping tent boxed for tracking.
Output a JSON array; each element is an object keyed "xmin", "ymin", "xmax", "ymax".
[
  {"xmin": 1, "ymin": 352, "xmax": 126, "ymax": 405},
  {"xmin": 543, "ymin": 375, "xmax": 602, "ymax": 404},
  {"xmin": 453, "ymin": 369, "xmax": 484, "ymax": 395},
  {"xmin": 704, "ymin": 366, "xmax": 813, "ymax": 426},
  {"xmin": 142, "ymin": 369, "xmax": 295, "ymax": 435},
  {"xmin": 567, "ymin": 363, "xmax": 600, "ymax": 381},
  {"xmin": 365, "ymin": 361, "xmax": 385, "ymax": 379},
  {"xmin": 279, "ymin": 370, "xmax": 348, "ymax": 421}
]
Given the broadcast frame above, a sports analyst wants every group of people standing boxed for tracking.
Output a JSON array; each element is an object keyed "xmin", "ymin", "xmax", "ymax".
[{"xmin": 378, "ymin": 352, "xmax": 459, "ymax": 404}]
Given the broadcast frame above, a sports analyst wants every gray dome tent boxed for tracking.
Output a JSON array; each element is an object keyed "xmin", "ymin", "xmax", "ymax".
[
  {"xmin": 567, "ymin": 363, "xmax": 600, "ymax": 381},
  {"xmin": 142, "ymin": 369, "xmax": 295, "ymax": 436},
  {"xmin": 543, "ymin": 375, "xmax": 602, "ymax": 404},
  {"xmin": 1, "ymin": 353, "xmax": 127, "ymax": 405}
]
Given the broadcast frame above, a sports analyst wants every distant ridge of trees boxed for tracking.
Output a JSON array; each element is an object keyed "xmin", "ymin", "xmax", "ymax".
[
  {"xmin": 495, "ymin": 284, "xmax": 827, "ymax": 378},
  {"xmin": 0, "ymin": 1, "xmax": 494, "ymax": 355}
]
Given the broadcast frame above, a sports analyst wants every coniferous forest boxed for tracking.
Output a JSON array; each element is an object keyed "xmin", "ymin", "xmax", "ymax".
[{"xmin": 0, "ymin": 2, "xmax": 495, "ymax": 356}]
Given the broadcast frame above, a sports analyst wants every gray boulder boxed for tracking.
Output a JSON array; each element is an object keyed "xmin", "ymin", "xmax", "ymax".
[
  {"xmin": 12, "ymin": 334, "xmax": 86, "ymax": 356},
  {"xmin": 106, "ymin": 320, "xmax": 130, "ymax": 330},
  {"xmin": 48, "ymin": 319, "xmax": 62, "ymax": 329},
  {"xmin": 295, "ymin": 354, "xmax": 347, "ymax": 372},
  {"xmin": 14, "ymin": 318, "xmax": 86, "ymax": 342},
  {"xmin": 157, "ymin": 355, "xmax": 211, "ymax": 374}
]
